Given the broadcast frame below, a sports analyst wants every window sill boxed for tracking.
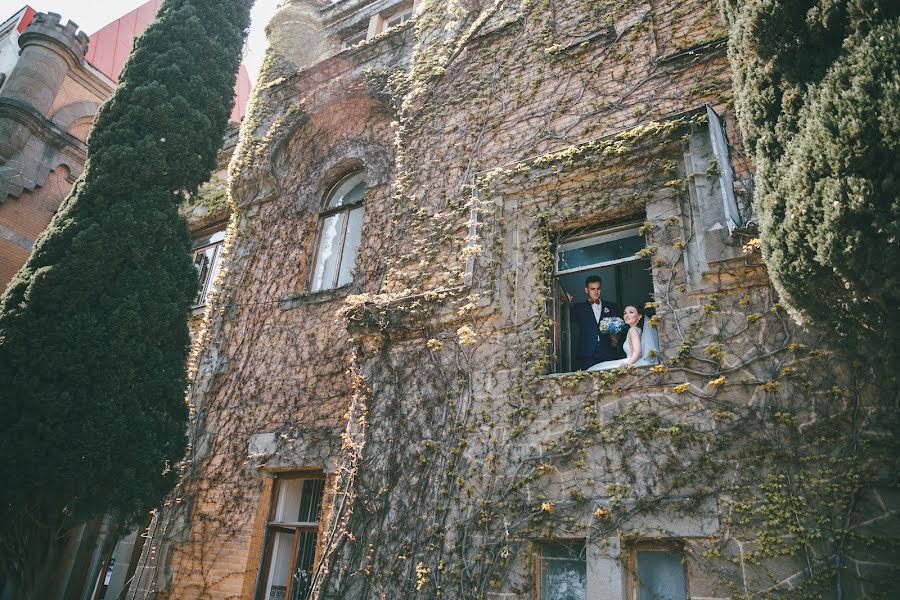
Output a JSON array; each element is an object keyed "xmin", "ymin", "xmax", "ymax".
[
  {"xmin": 541, "ymin": 362, "xmax": 659, "ymax": 380},
  {"xmin": 279, "ymin": 284, "xmax": 354, "ymax": 310}
]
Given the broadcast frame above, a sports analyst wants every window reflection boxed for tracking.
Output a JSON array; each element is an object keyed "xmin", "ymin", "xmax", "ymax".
[
  {"xmin": 191, "ymin": 230, "xmax": 226, "ymax": 307},
  {"xmin": 310, "ymin": 172, "xmax": 366, "ymax": 292},
  {"xmin": 541, "ymin": 542, "xmax": 586, "ymax": 600}
]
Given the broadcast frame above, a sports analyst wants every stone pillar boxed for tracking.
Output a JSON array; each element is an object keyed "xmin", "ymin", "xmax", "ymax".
[{"xmin": 0, "ymin": 12, "xmax": 89, "ymax": 164}]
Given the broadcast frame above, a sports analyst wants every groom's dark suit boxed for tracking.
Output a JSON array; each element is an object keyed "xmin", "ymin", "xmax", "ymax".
[{"xmin": 570, "ymin": 299, "xmax": 622, "ymax": 370}]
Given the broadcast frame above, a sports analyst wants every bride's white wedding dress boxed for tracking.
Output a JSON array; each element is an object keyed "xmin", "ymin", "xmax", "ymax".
[{"xmin": 586, "ymin": 325, "xmax": 658, "ymax": 371}]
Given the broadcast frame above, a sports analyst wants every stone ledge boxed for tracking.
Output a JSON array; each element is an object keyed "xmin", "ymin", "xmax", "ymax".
[{"xmin": 0, "ymin": 97, "xmax": 86, "ymax": 155}]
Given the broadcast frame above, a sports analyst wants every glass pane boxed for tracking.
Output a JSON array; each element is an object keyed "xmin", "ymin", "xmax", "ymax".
[
  {"xmin": 636, "ymin": 550, "xmax": 687, "ymax": 600},
  {"xmin": 386, "ymin": 11, "xmax": 412, "ymax": 27},
  {"xmin": 274, "ymin": 480, "xmax": 303, "ymax": 522},
  {"xmin": 264, "ymin": 531, "xmax": 295, "ymax": 600},
  {"xmin": 326, "ymin": 173, "xmax": 366, "ymax": 209},
  {"xmin": 192, "ymin": 229, "xmax": 226, "ymax": 249},
  {"xmin": 203, "ymin": 245, "xmax": 222, "ymax": 305},
  {"xmin": 337, "ymin": 207, "xmax": 364, "ymax": 287},
  {"xmin": 297, "ymin": 479, "xmax": 324, "ymax": 524},
  {"xmin": 541, "ymin": 543, "xmax": 586, "ymax": 600},
  {"xmin": 311, "ymin": 213, "xmax": 344, "ymax": 291},
  {"xmin": 192, "ymin": 246, "xmax": 214, "ymax": 305},
  {"xmin": 557, "ymin": 231, "xmax": 645, "ymax": 272},
  {"xmin": 289, "ymin": 531, "xmax": 317, "ymax": 600}
]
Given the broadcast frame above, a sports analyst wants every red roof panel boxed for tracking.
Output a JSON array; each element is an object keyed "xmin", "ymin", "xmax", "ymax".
[
  {"xmin": 86, "ymin": 0, "xmax": 249, "ymax": 122},
  {"xmin": 17, "ymin": 6, "xmax": 36, "ymax": 32}
]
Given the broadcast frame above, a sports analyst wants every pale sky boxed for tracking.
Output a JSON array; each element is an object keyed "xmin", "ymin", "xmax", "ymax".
[{"xmin": 18, "ymin": 0, "xmax": 281, "ymax": 82}]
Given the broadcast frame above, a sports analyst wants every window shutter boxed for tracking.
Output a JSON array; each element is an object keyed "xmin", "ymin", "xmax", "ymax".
[{"xmin": 706, "ymin": 105, "xmax": 741, "ymax": 233}]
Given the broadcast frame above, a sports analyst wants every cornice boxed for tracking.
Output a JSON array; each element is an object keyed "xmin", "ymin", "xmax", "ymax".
[
  {"xmin": 71, "ymin": 62, "xmax": 117, "ymax": 99},
  {"xmin": 0, "ymin": 97, "xmax": 86, "ymax": 161}
]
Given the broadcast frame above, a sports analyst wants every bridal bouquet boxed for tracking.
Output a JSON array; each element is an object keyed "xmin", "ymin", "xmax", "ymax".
[
  {"xmin": 598, "ymin": 316, "xmax": 627, "ymax": 335},
  {"xmin": 598, "ymin": 316, "xmax": 627, "ymax": 348}
]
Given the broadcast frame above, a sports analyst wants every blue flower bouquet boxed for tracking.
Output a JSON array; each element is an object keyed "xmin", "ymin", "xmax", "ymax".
[{"xmin": 598, "ymin": 316, "xmax": 627, "ymax": 335}]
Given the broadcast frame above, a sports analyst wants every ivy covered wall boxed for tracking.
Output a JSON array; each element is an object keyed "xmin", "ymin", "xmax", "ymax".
[{"xmin": 131, "ymin": 1, "xmax": 899, "ymax": 599}]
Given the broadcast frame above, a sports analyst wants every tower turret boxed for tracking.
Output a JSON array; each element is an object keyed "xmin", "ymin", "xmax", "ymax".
[{"xmin": 0, "ymin": 12, "xmax": 89, "ymax": 164}]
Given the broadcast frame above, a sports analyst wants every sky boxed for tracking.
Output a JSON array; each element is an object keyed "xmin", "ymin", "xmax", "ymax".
[{"xmin": 19, "ymin": 0, "xmax": 281, "ymax": 82}]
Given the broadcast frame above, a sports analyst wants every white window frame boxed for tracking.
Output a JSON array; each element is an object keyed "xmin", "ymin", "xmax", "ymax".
[
  {"xmin": 191, "ymin": 230, "xmax": 226, "ymax": 307},
  {"xmin": 554, "ymin": 223, "xmax": 645, "ymax": 276},
  {"xmin": 309, "ymin": 172, "xmax": 366, "ymax": 292},
  {"xmin": 383, "ymin": 10, "xmax": 413, "ymax": 29},
  {"xmin": 706, "ymin": 105, "xmax": 741, "ymax": 233}
]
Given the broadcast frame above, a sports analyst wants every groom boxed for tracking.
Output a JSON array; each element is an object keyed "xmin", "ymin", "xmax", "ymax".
[{"xmin": 570, "ymin": 275, "xmax": 622, "ymax": 370}]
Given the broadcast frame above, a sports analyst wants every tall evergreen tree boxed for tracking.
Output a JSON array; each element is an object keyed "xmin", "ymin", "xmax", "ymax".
[
  {"xmin": 0, "ymin": 0, "xmax": 253, "ymax": 591},
  {"xmin": 720, "ymin": 1, "xmax": 900, "ymax": 357}
]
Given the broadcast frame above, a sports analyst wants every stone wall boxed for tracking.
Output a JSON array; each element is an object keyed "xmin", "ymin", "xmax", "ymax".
[{"xmin": 137, "ymin": 1, "xmax": 899, "ymax": 599}]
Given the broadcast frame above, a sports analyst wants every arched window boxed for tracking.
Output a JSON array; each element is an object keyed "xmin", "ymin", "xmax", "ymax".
[{"xmin": 310, "ymin": 172, "xmax": 366, "ymax": 292}]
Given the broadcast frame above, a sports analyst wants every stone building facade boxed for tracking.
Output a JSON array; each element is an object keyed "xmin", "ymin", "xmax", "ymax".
[{"xmin": 129, "ymin": 1, "xmax": 899, "ymax": 599}]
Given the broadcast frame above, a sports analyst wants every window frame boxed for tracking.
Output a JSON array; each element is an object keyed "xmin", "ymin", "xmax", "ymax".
[
  {"xmin": 255, "ymin": 474, "xmax": 326, "ymax": 600},
  {"xmin": 549, "ymin": 221, "xmax": 654, "ymax": 374},
  {"xmin": 308, "ymin": 172, "xmax": 367, "ymax": 293},
  {"xmin": 626, "ymin": 540, "xmax": 689, "ymax": 600},
  {"xmin": 191, "ymin": 229, "xmax": 226, "ymax": 308},
  {"xmin": 553, "ymin": 222, "xmax": 645, "ymax": 277},
  {"xmin": 383, "ymin": 9, "xmax": 413, "ymax": 29},
  {"xmin": 535, "ymin": 539, "xmax": 588, "ymax": 600}
]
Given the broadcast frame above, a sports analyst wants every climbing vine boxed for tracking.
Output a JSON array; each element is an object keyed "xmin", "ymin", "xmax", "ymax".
[{"xmin": 132, "ymin": 1, "xmax": 899, "ymax": 599}]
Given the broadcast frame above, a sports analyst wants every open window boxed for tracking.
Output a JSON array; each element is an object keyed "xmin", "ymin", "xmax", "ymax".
[
  {"xmin": 706, "ymin": 105, "xmax": 741, "ymax": 234},
  {"xmin": 191, "ymin": 229, "xmax": 226, "ymax": 307},
  {"xmin": 538, "ymin": 541, "xmax": 587, "ymax": 600},
  {"xmin": 257, "ymin": 476, "xmax": 326, "ymax": 600},
  {"xmin": 550, "ymin": 223, "xmax": 655, "ymax": 373},
  {"xmin": 309, "ymin": 172, "xmax": 366, "ymax": 292}
]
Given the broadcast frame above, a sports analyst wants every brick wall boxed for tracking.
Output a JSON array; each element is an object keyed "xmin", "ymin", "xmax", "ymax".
[
  {"xmin": 0, "ymin": 165, "xmax": 70, "ymax": 285},
  {"xmin": 47, "ymin": 73, "xmax": 107, "ymax": 117}
]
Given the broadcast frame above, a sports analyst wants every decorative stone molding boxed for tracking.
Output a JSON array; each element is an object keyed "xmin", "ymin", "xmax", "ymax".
[
  {"xmin": 0, "ymin": 12, "xmax": 91, "ymax": 172},
  {"xmin": 51, "ymin": 100, "xmax": 100, "ymax": 132},
  {"xmin": 0, "ymin": 97, "xmax": 86, "ymax": 201}
]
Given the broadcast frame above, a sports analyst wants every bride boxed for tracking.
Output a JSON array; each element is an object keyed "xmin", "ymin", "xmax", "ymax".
[{"xmin": 587, "ymin": 305, "xmax": 657, "ymax": 371}]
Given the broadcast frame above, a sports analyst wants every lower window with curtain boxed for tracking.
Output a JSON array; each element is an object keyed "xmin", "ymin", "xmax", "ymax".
[{"xmin": 257, "ymin": 476, "xmax": 325, "ymax": 600}]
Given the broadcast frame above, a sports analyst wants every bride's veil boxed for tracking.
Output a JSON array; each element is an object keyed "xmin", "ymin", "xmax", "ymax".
[{"xmin": 640, "ymin": 316, "xmax": 659, "ymax": 364}]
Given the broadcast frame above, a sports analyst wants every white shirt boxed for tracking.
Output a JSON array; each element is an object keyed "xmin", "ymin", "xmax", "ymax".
[{"xmin": 591, "ymin": 301, "xmax": 602, "ymax": 323}]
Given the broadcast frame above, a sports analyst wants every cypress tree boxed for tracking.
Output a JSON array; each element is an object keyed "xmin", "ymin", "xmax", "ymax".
[
  {"xmin": 0, "ymin": 0, "xmax": 253, "ymax": 589},
  {"xmin": 720, "ymin": 1, "xmax": 900, "ymax": 357}
]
